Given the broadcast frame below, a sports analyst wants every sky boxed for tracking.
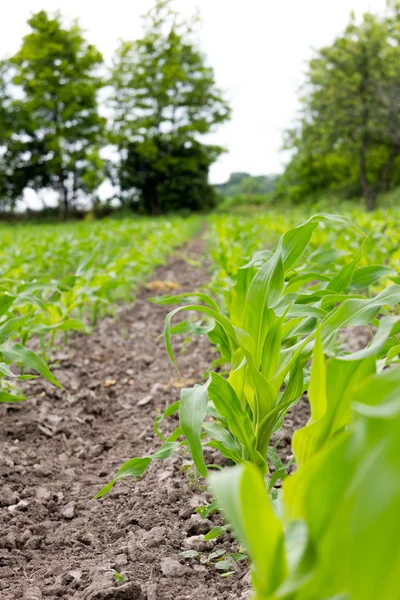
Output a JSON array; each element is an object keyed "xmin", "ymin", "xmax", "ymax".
[{"xmin": 0, "ymin": 0, "xmax": 389, "ymax": 185}]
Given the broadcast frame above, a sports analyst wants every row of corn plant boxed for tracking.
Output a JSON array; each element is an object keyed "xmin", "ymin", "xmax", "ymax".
[
  {"xmin": 210, "ymin": 334, "xmax": 400, "ymax": 599},
  {"xmin": 206, "ymin": 207, "xmax": 400, "ymax": 309},
  {"xmin": 0, "ymin": 216, "xmax": 198, "ymax": 402},
  {"xmin": 97, "ymin": 213, "xmax": 400, "ymax": 496}
]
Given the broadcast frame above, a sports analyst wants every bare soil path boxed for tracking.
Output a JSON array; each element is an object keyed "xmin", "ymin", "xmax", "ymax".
[{"xmin": 0, "ymin": 238, "xmax": 253, "ymax": 600}]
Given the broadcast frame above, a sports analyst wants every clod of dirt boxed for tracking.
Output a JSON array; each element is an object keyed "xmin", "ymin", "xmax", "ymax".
[
  {"xmin": 146, "ymin": 583, "xmax": 158, "ymax": 600},
  {"xmin": 0, "ymin": 484, "xmax": 18, "ymax": 506},
  {"xmin": 182, "ymin": 535, "xmax": 210, "ymax": 551},
  {"xmin": 61, "ymin": 501, "xmax": 76, "ymax": 519},
  {"xmin": 23, "ymin": 587, "xmax": 42, "ymax": 600},
  {"xmin": 185, "ymin": 515, "xmax": 212, "ymax": 535},
  {"xmin": 160, "ymin": 558, "xmax": 189, "ymax": 577},
  {"xmin": 86, "ymin": 582, "xmax": 143, "ymax": 600}
]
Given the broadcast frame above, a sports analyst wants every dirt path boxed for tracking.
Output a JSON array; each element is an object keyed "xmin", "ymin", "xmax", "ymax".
[{"xmin": 0, "ymin": 239, "xmax": 252, "ymax": 600}]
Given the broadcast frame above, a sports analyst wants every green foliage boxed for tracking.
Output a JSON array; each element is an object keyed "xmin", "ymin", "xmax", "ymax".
[
  {"xmin": 210, "ymin": 362, "xmax": 400, "ymax": 600},
  {"xmin": 109, "ymin": 0, "xmax": 230, "ymax": 214},
  {"xmin": 0, "ymin": 216, "xmax": 197, "ymax": 402},
  {"xmin": 215, "ymin": 173, "xmax": 278, "ymax": 198},
  {"xmin": 0, "ymin": 10, "xmax": 105, "ymax": 216},
  {"xmin": 279, "ymin": 1, "xmax": 400, "ymax": 210},
  {"xmin": 99, "ymin": 213, "xmax": 400, "ymax": 495}
]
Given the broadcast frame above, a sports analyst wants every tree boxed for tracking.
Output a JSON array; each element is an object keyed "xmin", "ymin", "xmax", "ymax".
[
  {"xmin": 109, "ymin": 0, "xmax": 230, "ymax": 214},
  {"xmin": 215, "ymin": 172, "xmax": 278, "ymax": 197},
  {"xmin": 281, "ymin": 1, "xmax": 400, "ymax": 210},
  {"xmin": 0, "ymin": 11, "xmax": 105, "ymax": 216}
]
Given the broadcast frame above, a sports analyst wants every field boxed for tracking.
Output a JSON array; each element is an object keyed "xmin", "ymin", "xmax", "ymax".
[{"xmin": 1, "ymin": 207, "xmax": 400, "ymax": 600}]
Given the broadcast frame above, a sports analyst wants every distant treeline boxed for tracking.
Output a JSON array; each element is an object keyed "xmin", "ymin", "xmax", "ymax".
[
  {"xmin": 1, "ymin": 1, "xmax": 400, "ymax": 218},
  {"xmin": 215, "ymin": 172, "xmax": 278, "ymax": 198}
]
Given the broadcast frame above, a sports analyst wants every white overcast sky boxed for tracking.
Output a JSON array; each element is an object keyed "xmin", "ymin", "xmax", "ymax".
[{"xmin": 0, "ymin": 0, "xmax": 389, "ymax": 184}]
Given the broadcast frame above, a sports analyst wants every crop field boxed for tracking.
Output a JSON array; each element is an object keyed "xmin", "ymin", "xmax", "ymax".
[{"xmin": 1, "ymin": 208, "xmax": 400, "ymax": 600}]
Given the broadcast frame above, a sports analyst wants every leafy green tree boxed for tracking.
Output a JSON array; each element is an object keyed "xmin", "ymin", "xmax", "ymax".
[
  {"xmin": 0, "ymin": 11, "xmax": 105, "ymax": 216},
  {"xmin": 281, "ymin": 1, "xmax": 400, "ymax": 210},
  {"xmin": 109, "ymin": 0, "xmax": 230, "ymax": 214}
]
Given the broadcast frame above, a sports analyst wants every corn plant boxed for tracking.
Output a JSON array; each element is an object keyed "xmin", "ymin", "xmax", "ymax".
[
  {"xmin": 97, "ymin": 213, "xmax": 400, "ymax": 496},
  {"xmin": 210, "ymin": 351, "xmax": 400, "ymax": 600},
  {"xmin": 0, "ymin": 216, "xmax": 197, "ymax": 402}
]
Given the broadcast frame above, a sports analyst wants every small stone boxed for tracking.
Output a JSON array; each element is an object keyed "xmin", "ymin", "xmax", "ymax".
[
  {"xmin": 182, "ymin": 535, "xmax": 209, "ymax": 551},
  {"xmin": 137, "ymin": 395, "xmax": 153, "ymax": 407},
  {"xmin": 0, "ymin": 484, "xmax": 18, "ymax": 507},
  {"xmin": 102, "ymin": 378, "xmax": 117, "ymax": 388},
  {"xmin": 8, "ymin": 499, "xmax": 29, "ymax": 513},
  {"xmin": 62, "ymin": 569, "xmax": 83, "ymax": 585},
  {"xmin": 160, "ymin": 558, "xmax": 188, "ymax": 577},
  {"xmin": 185, "ymin": 514, "xmax": 212, "ymax": 535},
  {"xmin": 150, "ymin": 383, "xmax": 163, "ymax": 395},
  {"xmin": 146, "ymin": 583, "xmax": 157, "ymax": 600},
  {"xmin": 35, "ymin": 486, "xmax": 51, "ymax": 501},
  {"xmin": 25, "ymin": 535, "xmax": 43, "ymax": 550},
  {"xmin": 144, "ymin": 526, "xmax": 165, "ymax": 548},
  {"xmin": 61, "ymin": 501, "xmax": 76, "ymax": 519},
  {"xmin": 23, "ymin": 586, "xmax": 42, "ymax": 600},
  {"xmin": 113, "ymin": 553, "xmax": 128, "ymax": 569},
  {"xmin": 142, "ymin": 355, "xmax": 154, "ymax": 365},
  {"xmin": 88, "ymin": 444, "xmax": 104, "ymax": 458},
  {"xmin": 33, "ymin": 464, "xmax": 52, "ymax": 478}
]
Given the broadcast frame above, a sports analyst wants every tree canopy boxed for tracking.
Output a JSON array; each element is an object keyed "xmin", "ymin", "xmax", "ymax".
[
  {"xmin": 108, "ymin": 0, "xmax": 231, "ymax": 214},
  {"xmin": 278, "ymin": 1, "xmax": 400, "ymax": 210},
  {"xmin": 0, "ymin": 11, "xmax": 105, "ymax": 216}
]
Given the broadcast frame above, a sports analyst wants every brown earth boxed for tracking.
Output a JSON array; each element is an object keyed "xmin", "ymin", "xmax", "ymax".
[
  {"xmin": 0, "ymin": 238, "xmax": 370, "ymax": 600},
  {"xmin": 0, "ymin": 239, "xmax": 254, "ymax": 600}
]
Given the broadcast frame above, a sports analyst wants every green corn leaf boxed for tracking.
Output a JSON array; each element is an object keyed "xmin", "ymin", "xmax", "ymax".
[
  {"xmin": 94, "ymin": 441, "xmax": 180, "ymax": 499},
  {"xmin": 230, "ymin": 265, "xmax": 256, "ymax": 327},
  {"xmin": 154, "ymin": 400, "xmax": 180, "ymax": 440},
  {"xmin": 2, "ymin": 343, "xmax": 62, "ymax": 387},
  {"xmin": 307, "ymin": 327, "xmax": 327, "ymax": 422},
  {"xmin": 180, "ymin": 383, "xmax": 209, "ymax": 478},
  {"xmin": 0, "ymin": 362, "xmax": 17, "ymax": 378},
  {"xmin": 242, "ymin": 252, "xmax": 284, "ymax": 357},
  {"xmin": 202, "ymin": 421, "xmax": 241, "ymax": 452},
  {"xmin": 350, "ymin": 265, "xmax": 397, "ymax": 289},
  {"xmin": 210, "ymin": 464, "xmax": 287, "ymax": 597},
  {"xmin": 208, "ymin": 372, "xmax": 266, "ymax": 471},
  {"xmin": 342, "ymin": 315, "xmax": 400, "ymax": 361},
  {"xmin": 204, "ymin": 525, "xmax": 229, "ymax": 541},
  {"xmin": 262, "ymin": 318, "xmax": 282, "ymax": 380},
  {"xmin": 205, "ymin": 440, "xmax": 244, "ymax": 464},
  {"xmin": 0, "ymin": 314, "xmax": 33, "ymax": 344},
  {"xmin": 164, "ymin": 304, "xmax": 237, "ymax": 370},
  {"xmin": 152, "ymin": 291, "xmax": 220, "ymax": 312},
  {"xmin": 0, "ymin": 292, "xmax": 15, "ymax": 317},
  {"xmin": 292, "ymin": 357, "xmax": 375, "ymax": 466},
  {"xmin": 0, "ymin": 390, "xmax": 26, "ymax": 403}
]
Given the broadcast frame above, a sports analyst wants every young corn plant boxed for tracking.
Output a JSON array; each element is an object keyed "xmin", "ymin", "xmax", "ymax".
[
  {"xmin": 96, "ymin": 214, "xmax": 400, "ymax": 497},
  {"xmin": 210, "ymin": 348, "xmax": 400, "ymax": 600}
]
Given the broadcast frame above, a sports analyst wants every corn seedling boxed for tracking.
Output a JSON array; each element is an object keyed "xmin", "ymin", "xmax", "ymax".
[
  {"xmin": 97, "ymin": 214, "xmax": 400, "ymax": 496},
  {"xmin": 210, "ymin": 352, "xmax": 400, "ymax": 600}
]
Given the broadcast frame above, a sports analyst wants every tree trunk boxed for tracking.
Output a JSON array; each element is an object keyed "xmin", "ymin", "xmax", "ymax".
[
  {"xmin": 59, "ymin": 180, "xmax": 69, "ymax": 220},
  {"xmin": 359, "ymin": 138, "xmax": 375, "ymax": 212}
]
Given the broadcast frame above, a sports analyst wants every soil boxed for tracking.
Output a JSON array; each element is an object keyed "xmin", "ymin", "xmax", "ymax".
[
  {"xmin": 0, "ymin": 237, "xmax": 372, "ymax": 600},
  {"xmin": 0, "ymin": 239, "xmax": 253, "ymax": 600}
]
